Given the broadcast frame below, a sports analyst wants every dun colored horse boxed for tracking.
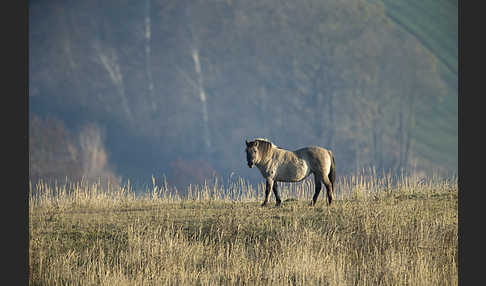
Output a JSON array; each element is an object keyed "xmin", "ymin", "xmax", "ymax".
[{"xmin": 245, "ymin": 138, "xmax": 335, "ymax": 207}]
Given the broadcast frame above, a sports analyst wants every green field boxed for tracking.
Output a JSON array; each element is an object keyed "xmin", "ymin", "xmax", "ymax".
[{"xmin": 29, "ymin": 174, "xmax": 457, "ymax": 285}]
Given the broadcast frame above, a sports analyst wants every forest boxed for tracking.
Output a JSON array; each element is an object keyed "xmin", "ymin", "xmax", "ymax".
[{"xmin": 29, "ymin": 0, "xmax": 457, "ymax": 189}]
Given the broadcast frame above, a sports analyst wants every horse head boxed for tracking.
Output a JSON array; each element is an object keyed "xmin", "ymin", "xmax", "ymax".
[{"xmin": 245, "ymin": 139, "xmax": 259, "ymax": 168}]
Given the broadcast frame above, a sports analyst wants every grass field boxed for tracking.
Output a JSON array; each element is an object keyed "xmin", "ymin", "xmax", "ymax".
[{"xmin": 29, "ymin": 173, "xmax": 457, "ymax": 285}]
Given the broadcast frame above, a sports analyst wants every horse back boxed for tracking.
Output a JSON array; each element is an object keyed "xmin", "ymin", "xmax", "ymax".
[{"xmin": 294, "ymin": 146, "xmax": 332, "ymax": 176}]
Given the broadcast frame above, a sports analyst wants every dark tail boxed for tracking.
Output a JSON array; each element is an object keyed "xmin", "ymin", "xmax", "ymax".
[{"xmin": 328, "ymin": 150, "xmax": 336, "ymax": 189}]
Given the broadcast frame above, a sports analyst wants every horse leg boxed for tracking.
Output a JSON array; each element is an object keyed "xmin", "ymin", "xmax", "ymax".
[
  {"xmin": 273, "ymin": 182, "xmax": 281, "ymax": 207},
  {"xmin": 323, "ymin": 176, "xmax": 334, "ymax": 206},
  {"xmin": 262, "ymin": 178, "xmax": 274, "ymax": 207},
  {"xmin": 311, "ymin": 175, "xmax": 322, "ymax": 206}
]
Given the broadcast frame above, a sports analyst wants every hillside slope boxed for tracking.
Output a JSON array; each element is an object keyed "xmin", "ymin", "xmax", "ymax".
[
  {"xmin": 29, "ymin": 0, "xmax": 458, "ymax": 185},
  {"xmin": 381, "ymin": 0, "xmax": 457, "ymax": 172}
]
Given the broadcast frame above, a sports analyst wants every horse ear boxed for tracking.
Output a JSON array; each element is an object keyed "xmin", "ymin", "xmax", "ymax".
[{"xmin": 245, "ymin": 139, "xmax": 250, "ymax": 147}]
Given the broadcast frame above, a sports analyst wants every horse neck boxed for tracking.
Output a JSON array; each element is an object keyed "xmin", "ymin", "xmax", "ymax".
[{"xmin": 256, "ymin": 147, "xmax": 274, "ymax": 168}]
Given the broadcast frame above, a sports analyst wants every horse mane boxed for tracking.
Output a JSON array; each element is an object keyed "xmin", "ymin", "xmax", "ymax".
[
  {"xmin": 254, "ymin": 138, "xmax": 276, "ymax": 147},
  {"xmin": 254, "ymin": 138, "xmax": 274, "ymax": 162}
]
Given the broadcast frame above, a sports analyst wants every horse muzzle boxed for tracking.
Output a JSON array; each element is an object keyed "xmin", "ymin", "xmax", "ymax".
[{"xmin": 248, "ymin": 162, "xmax": 254, "ymax": 168}]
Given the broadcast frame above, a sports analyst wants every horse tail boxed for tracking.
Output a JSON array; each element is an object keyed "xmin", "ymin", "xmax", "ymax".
[{"xmin": 328, "ymin": 150, "xmax": 336, "ymax": 189}]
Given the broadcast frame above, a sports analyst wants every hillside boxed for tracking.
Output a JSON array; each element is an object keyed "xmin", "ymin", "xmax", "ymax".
[
  {"xmin": 29, "ymin": 0, "xmax": 458, "ymax": 187},
  {"xmin": 380, "ymin": 0, "xmax": 457, "ymax": 172}
]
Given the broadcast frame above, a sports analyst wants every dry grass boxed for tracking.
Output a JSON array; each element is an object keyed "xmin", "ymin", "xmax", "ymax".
[{"xmin": 29, "ymin": 173, "xmax": 457, "ymax": 285}]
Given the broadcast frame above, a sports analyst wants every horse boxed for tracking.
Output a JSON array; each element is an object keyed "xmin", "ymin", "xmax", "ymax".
[{"xmin": 245, "ymin": 138, "xmax": 336, "ymax": 207}]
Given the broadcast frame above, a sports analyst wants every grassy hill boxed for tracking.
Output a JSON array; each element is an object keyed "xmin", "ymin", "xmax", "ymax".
[
  {"xmin": 30, "ymin": 175, "xmax": 457, "ymax": 285},
  {"xmin": 380, "ymin": 0, "xmax": 458, "ymax": 173},
  {"xmin": 381, "ymin": 0, "xmax": 457, "ymax": 89}
]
